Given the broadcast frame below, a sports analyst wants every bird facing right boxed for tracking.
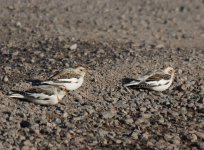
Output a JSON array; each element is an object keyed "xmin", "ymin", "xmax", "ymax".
[
  {"xmin": 124, "ymin": 67, "xmax": 175, "ymax": 91},
  {"xmin": 40, "ymin": 66, "xmax": 88, "ymax": 91}
]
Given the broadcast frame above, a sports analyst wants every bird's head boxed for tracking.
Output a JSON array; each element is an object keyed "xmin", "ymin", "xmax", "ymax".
[
  {"xmin": 163, "ymin": 67, "xmax": 175, "ymax": 75},
  {"xmin": 75, "ymin": 66, "xmax": 88, "ymax": 76}
]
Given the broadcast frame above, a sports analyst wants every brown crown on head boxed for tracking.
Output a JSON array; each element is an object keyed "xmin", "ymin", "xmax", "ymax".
[
  {"xmin": 75, "ymin": 65, "xmax": 88, "ymax": 71},
  {"xmin": 163, "ymin": 67, "xmax": 174, "ymax": 75}
]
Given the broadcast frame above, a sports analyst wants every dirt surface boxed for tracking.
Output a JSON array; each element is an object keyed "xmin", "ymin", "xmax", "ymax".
[{"xmin": 0, "ymin": 0, "xmax": 204, "ymax": 149}]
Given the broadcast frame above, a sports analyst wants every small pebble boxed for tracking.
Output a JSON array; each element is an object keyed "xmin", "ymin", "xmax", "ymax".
[
  {"xmin": 3, "ymin": 76, "xmax": 9, "ymax": 82},
  {"xmin": 70, "ymin": 44, "xmax": 77, "ymax": 50}
]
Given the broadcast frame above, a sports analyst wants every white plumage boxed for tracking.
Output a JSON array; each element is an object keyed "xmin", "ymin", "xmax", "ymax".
[
  {"xmin": 41, "ymin": 66, "xmax": 88, "ymax": 91},
  {"xmin": 124, "ymin": 67, "xmax": 175, "ymax": 91},
  {"xmin": 8, "ymin": 85, "xmax": 68, "ymax": 105}
]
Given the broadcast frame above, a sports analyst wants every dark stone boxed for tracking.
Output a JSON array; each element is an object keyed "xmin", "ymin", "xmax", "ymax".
[
  {"xmin": 198, "ymin": 108, "xmax": 204, "ymax": 114},
  {"xmin": 20, "ymin": 121, "xmax": 31, "ymax": 128}
]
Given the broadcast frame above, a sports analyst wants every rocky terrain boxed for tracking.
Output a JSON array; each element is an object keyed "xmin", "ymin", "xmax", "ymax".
[{"xmin": 0, "ymin": 0, "xmax": 204, "ymax": 149}]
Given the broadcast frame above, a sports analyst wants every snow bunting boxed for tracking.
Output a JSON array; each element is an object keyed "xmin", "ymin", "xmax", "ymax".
[
  {"xmin": 40, "ymin": 66, "xmax": 88, "ymax": 91},
  {"xmin": 124, "ymin": 67, "xmax": 175, "ymax": 91},
  {"xmin": 8, "ymin": 85, "xmax": 68, "ymax": 105}
]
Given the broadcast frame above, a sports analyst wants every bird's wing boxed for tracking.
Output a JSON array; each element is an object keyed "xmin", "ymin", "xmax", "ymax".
[
  {"xmin": 144, "ymin": 73, "xmax": 171, "ymax": 87},
  {"xmin": 49, "ymin": 68, "xmax": 76, "ymax": 79},
  {"xmin": 41, "ymin": 77, "xmax": 79, "ymax": 86},
  {"xmin": 26, "ymin": 92, "xmax": 51, "ymax": 100},
  {"xmin": 26, "ymin": 87, "xmax": 55, "ymax": 96},
  {"xmin": 57, "ymin": 78, "xmax": 79, "ymax": 83},
  {"xmin": 145, "ymin": 73, "xmax": 171, "ymax": 81}
]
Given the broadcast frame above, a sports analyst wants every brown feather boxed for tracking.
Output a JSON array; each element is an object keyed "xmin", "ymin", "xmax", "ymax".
[
  {"xmin": 49, "ymin": 69, "xmax": 80, "ymax": 80},
  {"xmin": 146, "ymin": 74, "xmax": 171, "ymax": 81},
  {"xmin": 26, "ymin": 88, "xmax": 54, "ymax": 96}
]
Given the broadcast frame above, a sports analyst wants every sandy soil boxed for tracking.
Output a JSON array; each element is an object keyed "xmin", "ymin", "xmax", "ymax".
[{"xmin": 0, "ymin": 0, "xmax": 204, "ymax": 149}]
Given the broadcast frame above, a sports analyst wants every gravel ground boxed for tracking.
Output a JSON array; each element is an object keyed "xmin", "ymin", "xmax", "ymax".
[{"xmin": 0, "ymin": 0, "xmax": 204, "ymax": 149}]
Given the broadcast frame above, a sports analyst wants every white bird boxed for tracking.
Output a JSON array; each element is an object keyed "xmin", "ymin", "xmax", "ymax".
[
  {"xmin": 8, "ymin": 85, "xmax": 68, "ymax": 105},
  {"xmin": 40, "ymin": 66, "xmax": 88, "ymax": 91},
  {"xmin": 124, "ymin": 67, "xmax": 175, "ymax": 91}
]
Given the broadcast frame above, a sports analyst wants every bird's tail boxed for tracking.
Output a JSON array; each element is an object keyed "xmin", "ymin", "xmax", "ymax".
[
  {"xmin": 8, "ymin": 92, "xmax": 25, "ymax": 99},
  {"xmin": 123, "ymin": 80, "xmax": 141, "ymax": 87}
]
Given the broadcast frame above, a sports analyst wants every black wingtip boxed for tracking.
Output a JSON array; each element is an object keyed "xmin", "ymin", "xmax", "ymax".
[
  {"xmin": 8, "ymin": 90, "xmax": 26, "ymax": 96},
  {"xmin": 25, "ymin": 79, "xmax": 44, "ymax": 86},
  {"xmin": 122, "ymin": 78, "xmax": 144, "ymax": 90},
  {"xmin": 122, "ymin": 78, "xmax": 136, "ymax": 85}
]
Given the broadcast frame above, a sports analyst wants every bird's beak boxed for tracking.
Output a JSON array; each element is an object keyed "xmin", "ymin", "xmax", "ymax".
[
  {"xmin": 83, "ymin": 67, "xmax": 88, "ymax": 73},
  {"xmin": 85, "ymin": 66, "xmax": 89, "ymax": 71}
]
